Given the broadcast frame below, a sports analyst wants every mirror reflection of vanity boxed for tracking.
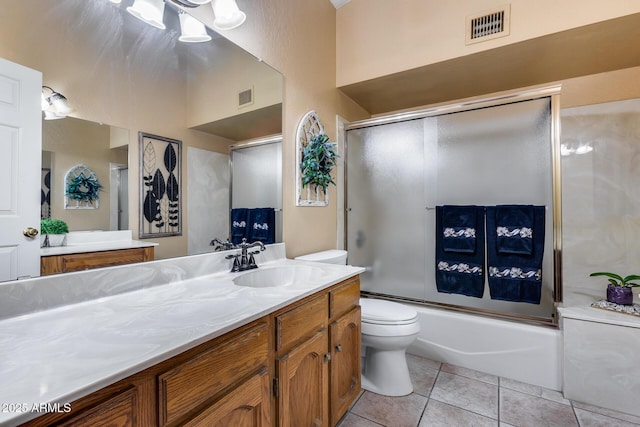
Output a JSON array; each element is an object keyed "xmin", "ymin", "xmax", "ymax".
[{"xmin": 0, "ymin": 0, "xmax": 283, "ymax": 273}]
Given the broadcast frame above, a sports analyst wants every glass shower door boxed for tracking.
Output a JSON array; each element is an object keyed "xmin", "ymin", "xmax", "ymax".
[{"xmin": 346, "ymin": 119, "xmax": 427, "ymax": 300}]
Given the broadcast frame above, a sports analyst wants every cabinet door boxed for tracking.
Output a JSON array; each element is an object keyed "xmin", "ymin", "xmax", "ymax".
[
  {"xmin": 329, "ymin": 306, "xmax": 362, "ymax": 426},
  {"xmin": 183, "ymin": 370, "xmax": 271, "ymax": 427},
  {"xmin": 277, "ymin": 329, "xmax": 329, "ymax": 427},
  {"xmin": 56, "ymin": 387, "xmax": 137, "ymax": 427}
]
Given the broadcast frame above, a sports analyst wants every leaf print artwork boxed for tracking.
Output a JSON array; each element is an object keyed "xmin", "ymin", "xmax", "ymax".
[
  {"xmin": 152, "ymin": 169, "xmax": 166, "ymax": 200},
  {"xmin": 164, "ymin": 144, "xmax": 177, "ymax": 173},
  {"xmin": 139, "ymin": 133, "xmax": 182, "ymax": 238}
]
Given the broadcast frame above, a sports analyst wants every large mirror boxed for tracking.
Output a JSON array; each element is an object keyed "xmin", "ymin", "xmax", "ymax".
[{"xmin": 0, "ymin": 0, "xmax": 283, "ymax": 262}]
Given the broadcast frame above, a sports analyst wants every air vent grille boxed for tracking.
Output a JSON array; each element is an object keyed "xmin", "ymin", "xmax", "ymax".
[
  {"xmin": 466, "ymin": 5, "xmax": 510, "ymax": 45},
  {"xmin": 238, "ymin": 88, "xmax": 253, "ymax": 107}
]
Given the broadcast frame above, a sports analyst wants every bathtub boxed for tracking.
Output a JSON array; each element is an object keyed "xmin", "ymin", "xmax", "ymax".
[{"xmin": 405, "ymin": 303, "xmax": 562, "ymax": 390}]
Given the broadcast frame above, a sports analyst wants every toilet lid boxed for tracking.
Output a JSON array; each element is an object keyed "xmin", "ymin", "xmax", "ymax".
[{"xmin": 360, "ymin": 298, "xmax": 418, "ymax": 325}]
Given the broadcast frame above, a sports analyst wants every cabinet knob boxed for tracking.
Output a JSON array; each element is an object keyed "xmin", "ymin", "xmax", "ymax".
[
  {"xmin": 23, "ymin": 227, "xmax": 39, "ymax": 238},
  {"xmin": 324, "ymin": 353, "xmax": 331, "ymax": 362},
  {"xmin": 335, "ymin": 344, "xmax": 342, "ymax": 353}
]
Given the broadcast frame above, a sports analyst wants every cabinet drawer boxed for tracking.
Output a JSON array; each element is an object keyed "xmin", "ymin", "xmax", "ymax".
[
  {"xmin": 329, "ymin": 276, "xmax": 360, "ymax": 320},
  {"xmin": 276, "ymin": 294, "xmax": 328, "ymax": 352},
  {"xmin": 158, "ymin": 321, "xmax": 269, "ymax": 427},
  {"xmin": 61, "ymin": 248, "xmax": 148, "ymax": 272}
]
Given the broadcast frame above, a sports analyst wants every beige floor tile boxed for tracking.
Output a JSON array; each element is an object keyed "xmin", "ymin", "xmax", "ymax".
[
  {"xmin": 441, "ymin": 363, "xmax": 499, "ymax": 385},
  {"xmin": 430, "ymin": 371, "xmax": 499, "ymax": 419},
  {"xmin": 574, "ymin": 408, "xmax": 640, "ymax": 427},
  {"xmin": 350, "ymin": 391, "xmax": 428, "ymax": 427},
  {"xmin": 407, "ymin": 353, "xmax": 442, "ymax": 371},
  {"xmin": 418, "ymin": 399, "xmax": 497, "ymax": 427},
  {"xmin": 499, "ymin": 377, "xmax": 570, "ymax": 405},
  {"xmin": 338, "ymin": 412, "xmax": 385, "ymax": 427},
  {"xmin": 572, "ymin": 400, "xmax": 640, "ymax": 424},
  {"xmin": 500, "ymin": 388, "xmax": 578, "ymax": 427},
  {"xmin": 407, "ymin": 356, "xmax": 439, "ymax": 397}
]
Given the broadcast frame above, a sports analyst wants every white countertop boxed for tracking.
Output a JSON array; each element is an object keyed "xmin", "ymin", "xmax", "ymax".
[
  {"xmin": 558, "ymin": 304, "xmax": 640, "ymax": 329},
  {"xmin": 40, "ymin": 230, "xmax": 157, "ymax": 257},
  {"xmin": 40, "ymin": 239, "xmax": 158, "ymax": 256},
  {"xmin": 0, "ymin": 244, "xmax": 364, "ymax": 425}
]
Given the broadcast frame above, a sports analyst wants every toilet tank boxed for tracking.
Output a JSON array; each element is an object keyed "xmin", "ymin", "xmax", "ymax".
[{"xmin": 294, "ymin": 250, "xmax": 347, "ymax": 265}]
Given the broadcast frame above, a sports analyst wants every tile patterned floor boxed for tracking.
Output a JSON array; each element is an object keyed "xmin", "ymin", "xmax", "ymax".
[{"xmin": 338, "ymin": 354, "xmax": 640, "ymax": 427}]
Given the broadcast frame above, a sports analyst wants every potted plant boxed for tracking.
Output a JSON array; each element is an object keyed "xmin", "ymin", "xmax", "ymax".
[
  {"xmin": 590, "ymin": 271, "xmax": 640, "ymax": 305},
  {"xmin": 300, "ymin": 133, "xmax": 339, "ymax": 196},
  {"xmin": 40, "ymin": 218, "xmax": 69, "ymax": 247}
]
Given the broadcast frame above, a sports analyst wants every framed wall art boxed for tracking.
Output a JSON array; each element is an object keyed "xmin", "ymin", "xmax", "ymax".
[
  {"xmin": 64, "ymin": 164, "xmax": 102, "ymax": 209},
  {"xmin": 138, "ymin": 132, "xmax": 182, "ymax": 238}
]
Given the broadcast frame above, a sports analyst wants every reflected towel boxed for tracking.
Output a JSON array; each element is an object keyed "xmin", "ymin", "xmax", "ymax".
[
  {"xmin": 435, "ymin": 206, "xmax": 485, "ymax": 298},
  {"xmin": 247, "ymin": 208, "xmax": 275, "ymax": 245},
  {"xmin": 486, "ymin": 206, "xmax": 545, "ymax": 304},
  {"xmin": 496, "ymin": 205, "xmax": 534, "ymax": 255},
  {"xmin": 442, "ymin": 205, "xmax": 479, "ymax": 253},
  {"xmin": 230, "ymin": 208, "xmax": 248, "ymax": 244}
]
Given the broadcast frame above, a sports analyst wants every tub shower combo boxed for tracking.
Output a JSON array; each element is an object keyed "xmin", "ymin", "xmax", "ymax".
[{"xmin": 344, "ymin": 87, "xmax": 563, "ymax": 390}]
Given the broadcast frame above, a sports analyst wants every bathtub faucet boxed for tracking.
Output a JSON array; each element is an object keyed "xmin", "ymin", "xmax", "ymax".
[{"xmin": 225, "ymin": 238, "xmax": 266, "ymax": 272}]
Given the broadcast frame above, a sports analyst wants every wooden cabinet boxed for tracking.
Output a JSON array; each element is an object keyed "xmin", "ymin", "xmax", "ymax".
[
  {"xmin": 55, "ymin": 387, "xmax": 138, "ymax": 427},
  {"xmin": 40, "ymin": 247, "xmax": 154, "ymax": 276},
  {"xmin": 276, "ymin": 329, "xmax": 329, "ymax": 427},
  {"xmin": 158, "ymin": 321, "xmax": 269, "ymax": 426},
  {"xmin": 182, "ymin": 369, "xmax": 271, "ymax": 427},
  {"xmin": 274, "ymin": 277, "xmax": 361, "ymax": 427},
  {"xmin": 329, "ymin": 306, "xmax": 361, "ymax": 426},
  {"xmin": 22, "ymin": 276, "xmax": 360, "ymax": 427},
  {"xmin": 328, "ymin": 278, "xmax": 362, "ymax": 426}
]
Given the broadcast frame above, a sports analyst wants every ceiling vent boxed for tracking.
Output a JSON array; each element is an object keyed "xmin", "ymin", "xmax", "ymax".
[
  {"xmin": 238, "ymin": 87, "xmax": 254, "ymax": 108},
  {"xmin": 466, "ymin": 5, "xmax": 511, "ymax": 45}
]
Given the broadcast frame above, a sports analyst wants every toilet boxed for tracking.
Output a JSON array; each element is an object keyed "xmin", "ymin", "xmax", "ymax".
[
  {"xmin": 295, "ymin": 250, "xmax": 420, "ymax": 397},
  {"xmin": 359, "ymin": 298, "xmax": 420, "ymax": 396}
]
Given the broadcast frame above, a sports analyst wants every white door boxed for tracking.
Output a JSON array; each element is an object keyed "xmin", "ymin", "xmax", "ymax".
[{"xmin": 0, "ymin": 57, "xmax": 42, "ymax": 281}]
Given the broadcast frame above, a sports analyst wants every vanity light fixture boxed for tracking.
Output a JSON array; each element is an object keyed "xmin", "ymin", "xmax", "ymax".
[
  {"xmin": 178, "ymin": 10, "xmax": 212, "ymax": 42},
  {"xmin": 127, "ymin": 0, "xmax": 167, "ymax": 30},
  {"xmin": 211, "ymin": 0, "xmax": 246, "ymax": 30},
  {"xmin": 41, "ymin": 86, "xmax": 74, "ymax": 120}
]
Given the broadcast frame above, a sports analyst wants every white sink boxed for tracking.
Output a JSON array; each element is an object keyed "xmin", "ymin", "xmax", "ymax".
[{"xmin": 232, "ymin": 265, "xmax": 326, "ymax": 288}]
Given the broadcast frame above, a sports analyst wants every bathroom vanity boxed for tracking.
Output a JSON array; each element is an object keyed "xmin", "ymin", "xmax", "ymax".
[
  {"xmin": 39, "ymin": 231, "xmax": 157, "ymax": 276},
  {"xmin": 0, "ymin": 244, "xmax": 363, "ymax": 427}
]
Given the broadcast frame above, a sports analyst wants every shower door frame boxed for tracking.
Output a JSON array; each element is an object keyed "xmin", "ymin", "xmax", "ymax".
[{"xmin": 343, "ymin": 85, "xmax": 562, "ymax": 327}]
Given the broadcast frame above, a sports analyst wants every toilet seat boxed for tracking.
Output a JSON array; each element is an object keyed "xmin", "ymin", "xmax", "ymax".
[{"xmin": 360, "ymin": 298, "xmax": 418, "ymax": 325}]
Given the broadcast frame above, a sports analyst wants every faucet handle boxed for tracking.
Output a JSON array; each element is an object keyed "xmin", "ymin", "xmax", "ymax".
[{"xmin": 225, "ymin": 253, "xmax": 242, "ymax": 272}]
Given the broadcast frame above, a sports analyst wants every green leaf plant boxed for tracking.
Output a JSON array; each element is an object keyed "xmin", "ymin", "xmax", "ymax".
[
  {"xmin": 41, "ymin": 218, "xmax": 69, "ymax": 235},
  {"xmin": 300, "ymin": 133, "xmax": 339, "ymax": 194},
  {"xmin": 590, "ymin": 272, "xmax": 640, "ymax": 288}
]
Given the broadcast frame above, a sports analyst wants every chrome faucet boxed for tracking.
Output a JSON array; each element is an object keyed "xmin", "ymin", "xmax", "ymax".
[
  {"xmin": 225, "ymin": 238, "xmax": 266, "ymax": 272},
  {"xmin": 210, "ymin": 238, "xmax": 236, "ymax": 252}
]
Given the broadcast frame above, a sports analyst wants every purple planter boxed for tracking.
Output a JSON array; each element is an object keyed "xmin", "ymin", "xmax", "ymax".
[{"xmin": 607, "ymin": 284, "xmax": 634, "ymax": 305}]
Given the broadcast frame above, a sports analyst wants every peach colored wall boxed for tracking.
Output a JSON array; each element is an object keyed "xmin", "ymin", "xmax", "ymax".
[
  {"xmin": 560, "ymin": 66, "xmax": 640, "ymax": 108},
  {"xmin": 211, "ymin": 0, "xmax": 369, "ymax": 258},
  {"xmin": 336, "ymin": 0, "xmax": 640, "ymax": 86},
  {"xmin": 43, "ymin": 118, "xmax": 111, "ymax": 232},
  {"xmin": 186, "ymin": 38, "xmax": 282, "ymax": 127}
]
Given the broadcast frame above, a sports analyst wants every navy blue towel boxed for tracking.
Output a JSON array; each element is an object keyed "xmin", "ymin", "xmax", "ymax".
[
  {"xmin": 435, "ymin": 206, "xmax": 485, "ymax": 298},
  {"xmin": 442, "ymin": 205, "xmax": 479, "ymax": 253},
  {"xmin": 495, "ymin": 205, "xmax": 534, "ymax": 255},
  {"xmin": 247, "ymin": 208, "xmax": 275, "ymax": 245},
  {"xmin": 486, "ymin": 206, "xmax": 545, "ymax": 304},
  {"xmin": 230, "ymin": 208, "xmax": 248, "ymax": 244}
]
